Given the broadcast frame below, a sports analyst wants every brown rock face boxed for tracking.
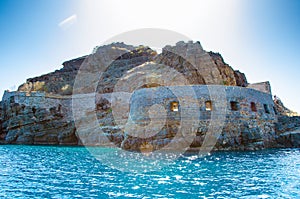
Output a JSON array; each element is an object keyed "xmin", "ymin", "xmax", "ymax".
[
  {"xmin": 274, "ymin": 96, "xmax": 299, "ymax": 116},
  {"xmin": 0, "ymin": 102, "xmax": 4, "ymax": 142},
  {"xmin": 155, "ymin": 42, "xmax": 248, "ymax": 87},
  {"xmin": 275, "ymin": 116, "xmax": 300, "ymax": 148},
  {"xmin": 234, "ymin": 70, "xmax": 248, "ymax": 87},
  {"xmin": 208, "ymin": 52, "xmax": 248, "ymax": 87},
  {"xmin": 272, "ymin": 96, "xmax": 300, "ymax": 148},
  {"xmin": 18, "ymin": 41, "xmax": 247, "ymax": 96},
  {"xmin": 96, "ymin": 45, "xmax": 157, "ymax": 94},
  {"xmin": 18, "ymin": 56, "xmax": 86, "ymax": 95},
  {"xmin": 18, "ymin": 43, "xmax": 157, "ymax": 95},
  {"xmin": 154, "ymin": 44, "xmax": 206, "ymax": 85}
]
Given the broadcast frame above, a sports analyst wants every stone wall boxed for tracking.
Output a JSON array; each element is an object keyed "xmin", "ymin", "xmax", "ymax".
[
  {"xmin": 122, "ymin": 85, "xmax": 277, "ymax": 151},
  {"xmin": 1, "ymin": 84, "xmax": 298, "ymax": 151},
  {"xmin": 247, "ymin": 81, "xmax": 272, "ymax": 95}
]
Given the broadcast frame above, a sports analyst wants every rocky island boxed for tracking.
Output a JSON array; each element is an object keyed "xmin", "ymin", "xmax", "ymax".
[{"xmin": 0, "ymin": 41, "xmax": 299, "ymax": 151}]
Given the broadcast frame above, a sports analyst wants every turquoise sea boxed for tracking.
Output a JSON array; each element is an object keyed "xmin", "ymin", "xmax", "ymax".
[{"xmin": 0, "ymin": 145, "xmax": 299, "ymax": 199}]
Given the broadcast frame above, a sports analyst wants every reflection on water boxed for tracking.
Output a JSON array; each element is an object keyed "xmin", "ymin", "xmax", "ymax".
[{"xmin": 0, "ymin": 145, "xmax": 299, "ymax": 198}]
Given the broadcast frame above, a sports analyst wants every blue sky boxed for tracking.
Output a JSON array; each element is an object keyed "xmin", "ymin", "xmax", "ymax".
[{"xmin": 0, "ymin": 0, "xmax": 299, "ymax": 112}]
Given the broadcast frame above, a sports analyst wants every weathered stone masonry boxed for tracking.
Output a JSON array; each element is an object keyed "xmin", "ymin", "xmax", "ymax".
[
  {"xmin": 123, "ymin": 85, "xmax": 277, "ymax": 151},
  {"xmin": 0, "ymin": 84, "xmax": 277, "ymax": 151}
]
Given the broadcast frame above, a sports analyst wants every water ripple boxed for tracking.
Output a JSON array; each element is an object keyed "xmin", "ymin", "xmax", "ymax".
[{"xmin": 0, "ymin": 145, "xmax": 299, "ymax": 198}]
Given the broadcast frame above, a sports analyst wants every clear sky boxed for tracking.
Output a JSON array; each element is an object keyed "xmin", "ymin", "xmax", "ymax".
[{"xmin": 0, "ymin": 0, "xmax": 299, "ymax": 113}]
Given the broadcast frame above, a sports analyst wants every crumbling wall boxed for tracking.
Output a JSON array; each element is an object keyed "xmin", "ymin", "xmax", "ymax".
[{"xmin": 247, "ymin": 81, "xmax": 272, "ymax": 95}]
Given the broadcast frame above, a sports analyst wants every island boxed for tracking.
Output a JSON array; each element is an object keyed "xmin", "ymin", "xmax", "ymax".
[{"xmin": 0, "ymin": 41, "xmax": 299, "ymax": 151}]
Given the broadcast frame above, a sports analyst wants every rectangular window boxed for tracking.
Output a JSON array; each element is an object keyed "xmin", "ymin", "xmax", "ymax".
[
  {"xmin": 251, "ymin": 102, "xmax": 257, "ymax": 112},
  {"xmin": 230, "ymin": 101, "xmax": 239, "ymax": 111},
  {"xmin": 264, "ymin": 104, "xmax": 270, "ymax": 114},
  {"xmin": 205, "ymin": 101, "xmax": 212, "ymax": 111},
  {"xmin": 170, "ymin": 101, "xmax": 179, "ymax": 112}
]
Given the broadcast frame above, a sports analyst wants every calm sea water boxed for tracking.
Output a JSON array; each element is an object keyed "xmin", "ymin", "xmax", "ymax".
[{"xmin": 0, "ymin": 145, "xmax": 299, "ymax": 199}]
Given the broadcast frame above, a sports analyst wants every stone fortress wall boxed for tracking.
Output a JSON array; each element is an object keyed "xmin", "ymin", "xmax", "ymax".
[
  {"xmin": 2, "ymin": 83, "xmax": 276, "ymax": 123},
  {"xmin": 120, "ymin": 85, "xmax": 277, "ymax": 151},
  {"xmin": 131, "ymin": 85, "xmax": 276, "ymax": 121},
  {"xmin": 0, "ymin": 83, "xmax": 277, "ymax": 150},
  {"xmin": 247, "ymin": 81, "xmax": 272, "ymax": 94}
]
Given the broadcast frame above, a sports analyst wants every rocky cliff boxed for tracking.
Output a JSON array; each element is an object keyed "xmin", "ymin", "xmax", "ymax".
[
  {"xmin": 0, "ymin": 92, "xmax": 77, "ymax": 145},
  {"xmin": 18, "ymin": 56, "xmax": 86, "ymax": 95},
  {"xmin": 18, "ymin": 44, "xmax": 157, "ymax": 95},
  {"xmin": 0, "ymin": 101, "xmax": 3, "ymax": 142},
  {"xmin": 274, "ymin": 96, "xmax": 299, "ymax": 117},
  {"xmin": 1, "ymin": 41, "xmax": 299, "ymax": 151},
  {"xmin": 154, "ymin": 41, "xmax": 248, "ymax": 87},
  {"xmin": 275, "ymin": 116, "xmax": 300, "ymax": 148},
  {"xmin": 207, "ymin": 52, "xmax": 248, "ymax": 87},
  {"xmin": 271, "ymin": 96, "xmax": 300, "ymax": 148},
  {"xmin": 18, "ymin": 42, "xmax": 247, "ymax": 95}
]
